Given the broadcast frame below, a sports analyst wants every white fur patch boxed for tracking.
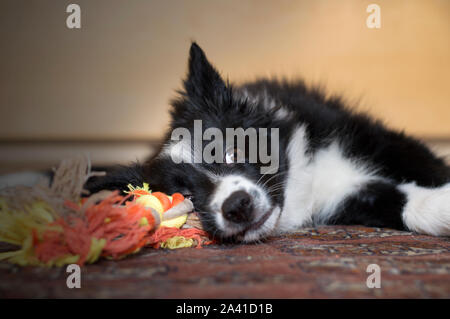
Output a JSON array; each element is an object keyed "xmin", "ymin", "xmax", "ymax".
[
  {"xmin": 273, "ymin": 107, "xmax": 294, "ymax": 120},
  {"xmin": 278, "ymin": 125, "xmax": 315, "ymax": 232},
  {"xmin": 210, "ymin": 174, "xmax": 273, "ymax": 238},
  {"xmin": 243, "ymin": 206, "xmax": 281, "ymax": 242},
  {"xmin": 239, "ymin": 88, "xmax": 276, "ymax": 110},
  {"xmin": 279, "ymin": 127, "xmax": 381, "ymax": 232},
  {"xmin": 238, "ymin": 88, "xmax": 293, "ymax": 120},
  {"xmin": 399, "ymin": 182, "xmax": 450, "ymax": 236},
  {"xmin": 161, "ymin": 139, "xmax": 201, "ymax": 164},
  {"xmin": 310, "ymin": 142, "xmax": 381, "ymax": 223}
]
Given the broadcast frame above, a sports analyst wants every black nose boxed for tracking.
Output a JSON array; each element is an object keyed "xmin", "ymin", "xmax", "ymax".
[{"xmin": 221, "ymin": 190, "xmax": 254, "ymax": 224}]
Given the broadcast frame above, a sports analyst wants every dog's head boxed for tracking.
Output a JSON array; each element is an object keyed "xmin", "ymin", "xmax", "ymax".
[{"xmin": 146, "ymin": 43, "xmax": 290, "ymax": 243}]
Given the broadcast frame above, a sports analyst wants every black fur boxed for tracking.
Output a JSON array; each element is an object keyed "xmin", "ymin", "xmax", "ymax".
[{"xmin": 326, "ymin": 181, "xmax": 407, "ymax": 229}]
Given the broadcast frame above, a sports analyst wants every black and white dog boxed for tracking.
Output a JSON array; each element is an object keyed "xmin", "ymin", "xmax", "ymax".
[{"xmin": 87, "ymin": 43, "xmax": 450, "ymax": 242}]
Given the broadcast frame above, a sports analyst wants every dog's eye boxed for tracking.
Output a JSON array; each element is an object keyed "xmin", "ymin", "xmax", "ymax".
[{"xmin": 224, "ymin": 147, "xmax": 244, "ymax": 164}]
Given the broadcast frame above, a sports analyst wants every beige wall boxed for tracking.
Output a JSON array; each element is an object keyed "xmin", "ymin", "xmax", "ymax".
[{"xmin": 1, "ymin": 0, "xmax": 449, "ymax": 141}]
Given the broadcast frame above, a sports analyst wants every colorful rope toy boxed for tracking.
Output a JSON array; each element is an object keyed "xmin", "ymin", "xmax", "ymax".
[{"xmin": 0, "ymin": 156, "xmax": 212, "ymax": 267}]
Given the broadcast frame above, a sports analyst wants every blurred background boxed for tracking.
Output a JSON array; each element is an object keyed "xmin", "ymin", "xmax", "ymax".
[{"xmin": 0, "ymin": 0, "xmax": 449, "ymax": 174}]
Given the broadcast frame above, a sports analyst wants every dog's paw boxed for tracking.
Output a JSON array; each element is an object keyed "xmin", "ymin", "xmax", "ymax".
[{"xmin": 399, "ymin": 182, "xmax": 450, "ymax": 236}]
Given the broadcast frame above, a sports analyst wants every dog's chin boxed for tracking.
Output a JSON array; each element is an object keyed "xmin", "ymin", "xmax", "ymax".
[{"xmin": 221, "ymin": 206, "xmax": 281, "ymax": 243}]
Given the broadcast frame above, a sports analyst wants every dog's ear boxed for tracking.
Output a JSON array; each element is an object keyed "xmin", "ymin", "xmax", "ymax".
[{"xmin": 184, "ymin": 42, "xmax": 227, "ymax": 102}]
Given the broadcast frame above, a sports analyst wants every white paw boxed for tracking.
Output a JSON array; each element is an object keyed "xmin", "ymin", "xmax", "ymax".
[{"xmin": 400, "ymin": 182, "xmax": 450, "ymax": 236}]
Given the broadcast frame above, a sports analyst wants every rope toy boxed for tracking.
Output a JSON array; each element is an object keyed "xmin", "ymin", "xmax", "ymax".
[{"xmin": 0, "ymin": 156, "xmax": 213, "ymax": 267}]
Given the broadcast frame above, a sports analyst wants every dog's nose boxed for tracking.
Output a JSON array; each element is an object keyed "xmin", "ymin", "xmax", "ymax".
[{"xmin": 221, "ymin": 190, "xmax": 253, "ymax": 224}]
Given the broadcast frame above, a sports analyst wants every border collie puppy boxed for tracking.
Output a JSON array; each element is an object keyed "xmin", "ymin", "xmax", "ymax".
[{"xmin": 87, "ymin": 43, "xmax": 450, "ymax": 242}]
